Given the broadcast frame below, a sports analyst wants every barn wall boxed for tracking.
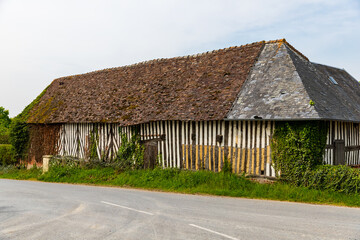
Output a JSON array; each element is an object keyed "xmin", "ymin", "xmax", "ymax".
[
  {"xmin": 57, "ymin": 120, "xmax": 276, "ymax": 177},
  {"xmin": 324, "ymin": 121, "xmax": 360, "ymax": 165},
  {"xmin": 50, "ymin": 120, "xmax": 360, "ymax": 177},
  {"xmin": 28, "ymin": 124, "xmax": 61, "ymax": 163}
]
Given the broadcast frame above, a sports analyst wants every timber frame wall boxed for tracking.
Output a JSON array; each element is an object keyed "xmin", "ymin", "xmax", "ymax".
[
  {"xmin": 324, "ymin": 121, "xmax": 360, "ymax": 166},
  {"xmin": 58, "ymin": 120, "xmax": 276, "ymax": 177},
  {"xmin": 56, "ymin": 120, "xmax": 360, "ymax": 177}
]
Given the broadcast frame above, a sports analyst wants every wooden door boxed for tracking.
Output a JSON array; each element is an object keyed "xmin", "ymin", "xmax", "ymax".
[{"xmin": 143, "ymin": 141, "xmax": 158, "ymax": 169}]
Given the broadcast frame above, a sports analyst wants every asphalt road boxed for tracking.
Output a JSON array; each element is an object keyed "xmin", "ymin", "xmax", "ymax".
[{"xmin": 0, "ymin": 179, "xmax": 359, "ymax": 240}]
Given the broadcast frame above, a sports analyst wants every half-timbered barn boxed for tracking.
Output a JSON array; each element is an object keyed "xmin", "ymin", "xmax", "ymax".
[{"xmin": 25, "ymin": 39, "xmax": 360, "ymax": 177}]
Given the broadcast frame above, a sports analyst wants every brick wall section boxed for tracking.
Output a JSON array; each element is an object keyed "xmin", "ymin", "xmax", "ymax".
[{"xmin": 27, "ymin": 42, "xmax": 265, "ymax": 125}]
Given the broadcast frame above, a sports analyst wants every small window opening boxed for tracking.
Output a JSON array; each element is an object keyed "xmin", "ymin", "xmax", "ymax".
[{"xmin": 328, "ymin": 76, "xmax": 338, "ymax": 85}]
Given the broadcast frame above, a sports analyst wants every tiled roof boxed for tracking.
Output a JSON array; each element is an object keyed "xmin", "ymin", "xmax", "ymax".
[{"xmin": 27, "ymin": 41, "xmax": 265, "ymax": 124}]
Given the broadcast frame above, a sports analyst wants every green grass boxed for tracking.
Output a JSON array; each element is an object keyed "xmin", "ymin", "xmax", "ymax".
[
  {"xmin": 1, "ymin": 166, "xmax": 360, "ymax": 207},
  {"xmin": 0, "ymin": 165, "xmax": 42, "ymax": 180}
]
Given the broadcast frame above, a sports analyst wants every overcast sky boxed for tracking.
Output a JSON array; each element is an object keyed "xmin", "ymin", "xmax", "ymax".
[{"xmin": 1, "ymin": 0, "xmax": 359, "ymax": 117}]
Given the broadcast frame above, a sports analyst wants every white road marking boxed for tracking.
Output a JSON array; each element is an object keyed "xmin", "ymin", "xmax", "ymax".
[
  {"xmin": 101, "ymin": 201, "xmax": 154, "ymax": 216},
  {"xmin": 189, "ymin": 224, "xmax": 239, "ymax": 240}
]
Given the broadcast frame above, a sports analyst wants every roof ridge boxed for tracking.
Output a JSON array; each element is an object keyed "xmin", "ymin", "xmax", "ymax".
[
  {"xmin": 311, "ymin": 62, "xmax": 345, "ymax": 71},
  {"xmin": 266, "ymin": 38, "xmax": 309, "ymax": 61},
  {"xmin": 55, "ymin": 39, "xmax": 311, "ymax": 81},
  {"xmin": 54, "ymin": 41, "xmax": 267, "ymax": 81}
]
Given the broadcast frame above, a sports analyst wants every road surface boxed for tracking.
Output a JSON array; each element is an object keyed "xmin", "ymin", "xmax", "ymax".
[{"xmin": 0, "ymin": 179, "xmax": 359, "ymax": 240}]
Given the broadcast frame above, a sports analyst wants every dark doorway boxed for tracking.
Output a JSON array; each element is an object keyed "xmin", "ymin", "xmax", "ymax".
[{"xmin": 334, "ymin": 140, "xmax": 345, "ymax": 165}]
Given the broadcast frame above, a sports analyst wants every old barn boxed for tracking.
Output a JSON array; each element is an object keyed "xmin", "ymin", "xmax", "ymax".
[{"xmin": 25, "ymin": 39, "xmax": 360, "ymax": 177}]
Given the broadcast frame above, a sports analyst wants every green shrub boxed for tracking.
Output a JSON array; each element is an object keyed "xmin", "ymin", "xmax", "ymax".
[
  {"xmin": 0, "ymin": 144, "xmax": 16, "ymax": 165},
  {"xmin": 302, "ymin": 165, "xmax": 360, "ymax": 194},
  {"xmin": 9, "ymin": 118, "xmax": 29, "ymax": 160},
  {"xmin": 271, "ymin": 121, "xmax": 327, "ymax": 184},
  {"xmin": 114, "ymin": 132, "xmax": 144, "ymax": 170},
  {"xmin": 221, "ymin": 157, "xmax": 233, "ymax": 174}
]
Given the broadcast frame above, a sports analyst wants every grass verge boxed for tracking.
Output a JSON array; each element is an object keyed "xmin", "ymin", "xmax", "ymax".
[{"xmin": 1, "ymin": 166, "xmax": 360, "ymax": 207}]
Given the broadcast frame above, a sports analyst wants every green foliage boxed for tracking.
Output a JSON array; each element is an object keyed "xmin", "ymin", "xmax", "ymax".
[
  {"xmin": 114, "ymin": 132, "xmax": 144, "ymax": 170},
  {"xmin": 89, "ymin": 126, "xmax": 99, "ymax": 160},
  {"xmin": 271, "ymin": 121, "xmax": 327, "ymax": 184},
  {"xmin": 301, "ymin": 165, "xmax": 360, "ymax": 194},
  {"xmin": 0, "ymin": 107, "xmax": 11, "ymax": 126},
  {"xmin": 0, "ymin": 134, "xmax": 10, "ymax": 145},
  {"xmin": 28, "ymin": 167, "xmax": 360, "ymax": 207},
  {"xmin": 0, "ymin": 106, "xmax": 11, "ymax": 144},
  {"xmin": 9, "ymin": 118, "xmax": 29, "ymax": 160},
  {"xmin": 0, "ymin": 164, "xmax": 41, "ymax": 179},
  {"xmin": 270, "ymin": 121, "xmax": 360, "ymax": 195},
  {"xmin": 221, "ymin": 157, "xmax": 233, "ymax": 174},
  {"xmin": 0, "ymin": 144, "xmax": 15, "ymax": 165}
]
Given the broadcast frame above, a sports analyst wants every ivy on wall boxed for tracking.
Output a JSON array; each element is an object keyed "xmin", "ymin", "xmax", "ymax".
[
  {"xmin": 89, "ymin": 125, "xmax": 99, "ymax": 160},
  {"xmin": 271, "ymin": 121, "xmax": 327, "ymax": 184},
  {"xmin": 115, "ymin": 131, "xmax": 144, "ymax": 170}
]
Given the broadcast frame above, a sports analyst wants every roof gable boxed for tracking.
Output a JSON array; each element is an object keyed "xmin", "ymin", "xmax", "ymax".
[{"xmin": 227, "ymin": 42, "xmax": 319, "ymax": 120}]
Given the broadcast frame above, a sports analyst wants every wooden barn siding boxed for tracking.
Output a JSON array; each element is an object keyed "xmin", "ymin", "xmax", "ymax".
[
  {"xmin": 58, "ymin": 120, "xmax": 276, "ymax": 177},
  {"xmin": 56, "ymin": 120, "xmax": 360, "ymax": 176},
  {"xmin": 324, "ymin": 121, "xmax": 360, "ymax": 166},
  {"xmin": 181, "ymin": 120, "xmax": 275, "ymax": 177}
]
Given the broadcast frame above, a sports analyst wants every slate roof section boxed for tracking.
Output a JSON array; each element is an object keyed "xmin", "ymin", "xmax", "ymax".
[
  {"xmin": 227, "ymin": 41, "xmax": 360, "ymax": 122},
  {"xmin": 227, "ymin": 42, "xmax": 319, "ymax": 120},
  {"xmin": 27, "ymin": 41, "xmax": 265, "ymax": 124},
  {"xmin": 306, "ymin": 63, "xmax": 360, "ymax": 122}
]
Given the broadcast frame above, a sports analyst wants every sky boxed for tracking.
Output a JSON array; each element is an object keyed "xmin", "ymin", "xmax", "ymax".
[{"xmin": 0, "ymin": 0, "xmax": 359, "ymax": 117}]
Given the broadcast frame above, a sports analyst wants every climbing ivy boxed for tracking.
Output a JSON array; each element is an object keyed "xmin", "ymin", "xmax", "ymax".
[
  {"xmin": 89, "ymin": 126, "xmax": 99, "ymax": 160},
  {"xmin": 271, "ymin": 121, "xmax": 327, "ymax": 185},
  {"xmin": 114, "ymin": 131, "xmax": 144, "ymax": 170}
]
